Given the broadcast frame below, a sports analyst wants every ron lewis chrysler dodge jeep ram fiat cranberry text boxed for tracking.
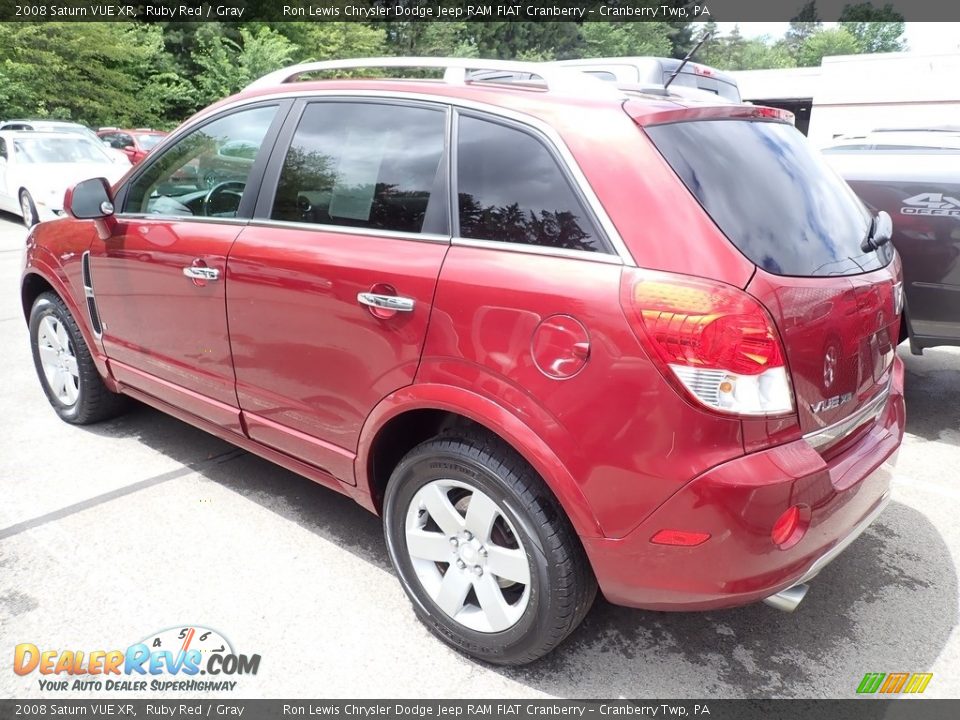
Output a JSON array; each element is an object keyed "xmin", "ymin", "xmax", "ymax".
[{"xmin": 20, "ymin": 58, "xmax": 905, "ymax": 665}]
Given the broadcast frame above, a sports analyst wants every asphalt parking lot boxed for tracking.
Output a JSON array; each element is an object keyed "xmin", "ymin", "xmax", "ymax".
[{"xmin": 1, "ymin": 213, "xmax": 957, "ymax": 699}]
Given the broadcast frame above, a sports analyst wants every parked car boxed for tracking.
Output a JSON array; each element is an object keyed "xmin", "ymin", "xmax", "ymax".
[
  {"xmin": 20, "ymin": 58, "xmax": 904, "ymax": 665},
  {"xmin": 823, "ymin": 130, "xmax": 960, "ymax": 353},
  {"xmin": 470, "ymin": 57, "xmax": 741, "ymax": 103},
  {"xmin": 0, "ymin": 119, "xmax": 131, "ymax": 165},
  {"xmin": 551, "ymin": 56, "xmax": 742, "ymax": 101},
  {"xmin": 97, "ymin": 127, "xmax": 168, "ymax": 165},
  {"xmin": 0, "ymin": 130, "xmax": 129, "ymax": 226}
]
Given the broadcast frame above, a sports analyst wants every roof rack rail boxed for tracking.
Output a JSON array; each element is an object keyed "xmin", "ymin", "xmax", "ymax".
[{"xmin": 244, "ymin": 56, "xmax": 623, "ymax": 99}]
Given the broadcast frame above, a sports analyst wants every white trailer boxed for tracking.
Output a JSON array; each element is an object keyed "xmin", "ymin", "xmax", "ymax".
[{"xmin": 731, "ymin": 52, "xmax": 960, "ymax": 147}]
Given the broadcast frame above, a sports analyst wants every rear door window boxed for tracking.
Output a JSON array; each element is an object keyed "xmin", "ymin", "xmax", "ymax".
[
  {"xmin": 646, "ymin": 119, "xmax": 891, "ymax": 277},
  {"xmin": 456, "ymin": 115, "xmax": 605, "ymax": 253},
  {"xmin": 270, "ymin": 102, "xmax": 446, "ymax": 235}
]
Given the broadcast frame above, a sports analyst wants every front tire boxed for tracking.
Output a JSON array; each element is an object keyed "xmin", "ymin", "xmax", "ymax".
[
  {"xmin": 29, "ymin": 292, "xmax": 127, "ymax": 424},
  {"xmin": 20, "ymin": 190, "xmax": 38, "ymax": 228},
  {"xmin": 383, "ymin": 431, "xmax": 597, "ymax": 665}
]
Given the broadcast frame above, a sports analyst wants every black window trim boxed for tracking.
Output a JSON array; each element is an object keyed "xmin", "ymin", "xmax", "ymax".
[
  {"xmin": 250, "ymin": 96, "xmax": 453, "ymax": 243},
  {"xmin": 450, "ymin": 107, "xmax": 615, "ymax": 258},
  {"xmin": 113, "ymin": 99, "xmax": 293, "ymax": 223}
]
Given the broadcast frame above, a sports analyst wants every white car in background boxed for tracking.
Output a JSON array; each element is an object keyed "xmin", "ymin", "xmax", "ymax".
[
  {"xmin": 0, "ymin": 130, "xmax": 130, "ymax": 226},
  {"xmin": 0, "ymin": 119, "xmax": 131, "ymax": 166}
]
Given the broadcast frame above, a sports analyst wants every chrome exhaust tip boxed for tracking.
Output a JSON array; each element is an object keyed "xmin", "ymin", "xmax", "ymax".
[{"xmin": 762, "ymin": 583, "xmax": 809, "ymax": 613}]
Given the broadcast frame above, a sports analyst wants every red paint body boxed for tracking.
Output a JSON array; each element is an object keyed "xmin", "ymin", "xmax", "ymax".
[{"xmin": 21, "ymin": 78, "xmax": 904, "ymax": 611}]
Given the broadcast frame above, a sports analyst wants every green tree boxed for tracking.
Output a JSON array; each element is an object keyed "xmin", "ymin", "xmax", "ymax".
[
  {"xmin": 192, "ymin": 25, "xmax": 298, "ymax": 106},
  {"xmin": 277, "ymin": 22, "xmax": 386, "ymax": 61},
  {"xmin": 578, "ymin": 22, "xmax": 672, "ymax": 58},
  {"xmin": 839, "ymin": 2, "xmax": 907, "ymax": 53},
  {"xmin": 797, "ymin": 27, "xmax": 861, "ymax": 67},
  {"xmin": 785, "ymin": 1, "xmax": 822, "ymax": 56},
  {"xmin": 738, "ymin": 39, "xmax": 796, "ymax": 70},
  {"xmin": 0, "ymin": 22, "xmax": 183, "ymax": 127},
  {"xmin": 471, "ymin": 22, "xmax": 581, "ymax": 60}
]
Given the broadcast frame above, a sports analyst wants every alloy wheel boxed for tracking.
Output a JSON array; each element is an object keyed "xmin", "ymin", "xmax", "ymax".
[
  {"xmin": 37, "ymin": 315, "xmax": 80, "ymax": 406},
  {"xmin": 404, "ymin": 479, "xmax": 531, "ymax": 633}
]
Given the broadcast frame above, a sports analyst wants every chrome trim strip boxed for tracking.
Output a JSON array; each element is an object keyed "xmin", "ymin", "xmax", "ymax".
[
  {"xmin": 803, "ymin": 380, "xmax": 892, "ymax": 451},
  {"xmin": 247, "ymin": 219, "xmax": 450, "ymax": 245},
  {"xmin": 452, "ymin": 237, "xmax": 623, "ymax": 265},
  {"xmin": 115, "ymin": 214, "xmax": 250, "ymax": 226},
  {"xmin": 176, "ymin": 90, "xmax": 636, "ymax": 266}
]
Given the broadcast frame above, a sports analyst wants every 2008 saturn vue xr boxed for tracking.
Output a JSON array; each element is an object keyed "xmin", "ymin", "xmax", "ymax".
[{"xmin": 21, "ymin": 58, "xmax": 905, "ymax": 665}]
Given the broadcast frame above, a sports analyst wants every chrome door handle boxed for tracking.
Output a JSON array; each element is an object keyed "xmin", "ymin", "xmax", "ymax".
[
  {"xmin": 357, "ymin": 292, "xmax": 415, "ymax": 312},
  {"xmin": 182, "ymin": 266, "xmax": 220, "ymax": 281}
]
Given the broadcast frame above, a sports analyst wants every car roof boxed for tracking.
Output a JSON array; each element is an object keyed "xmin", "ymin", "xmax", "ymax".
[
  {"xmin": 0, "ymin": 130, "xmax": 90, "ymax": 140},
  {"xmin": 2, "ymin": 119, "xmax": 87, "ymax": 128}
]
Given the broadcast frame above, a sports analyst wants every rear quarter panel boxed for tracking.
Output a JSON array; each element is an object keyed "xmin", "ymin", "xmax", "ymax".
[{"xmin": 417, "ymin": 246, "xmax": 745, "ymax": 539}]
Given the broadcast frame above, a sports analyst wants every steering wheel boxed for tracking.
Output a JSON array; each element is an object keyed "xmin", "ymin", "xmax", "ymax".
[{"xmin": 202, "ymin": 180, "xmax": 245, "ymax": 217}]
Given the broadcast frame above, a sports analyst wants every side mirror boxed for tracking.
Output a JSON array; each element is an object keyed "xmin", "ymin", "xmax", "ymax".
[
  {"xmin": 873, "ymin": 210, "xmax": 893, "ymax": 247},
  {"xmin": 65, "ymin": 177, "xmax": 114, "ymax": 220}
]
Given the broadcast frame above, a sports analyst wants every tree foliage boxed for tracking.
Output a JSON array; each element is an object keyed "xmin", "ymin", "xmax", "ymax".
[{"xmin": 839, "ymin": 3, "xmax": 907, "ymax": 53}]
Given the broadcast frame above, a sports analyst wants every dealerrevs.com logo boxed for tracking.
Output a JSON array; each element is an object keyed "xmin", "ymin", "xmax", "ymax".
[
  {"xmin": 13, "ymin": 626, "xmax": 260, "ymax": 692},
  {"xmin": 901, "ymin": 193, "xmax": 960, "ymax": 217}
]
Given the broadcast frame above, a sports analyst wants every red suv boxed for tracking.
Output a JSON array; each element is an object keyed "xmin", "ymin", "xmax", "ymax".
[{"xmin": 21, "ymin": 59, "xmax": 905, "ymax": 665}]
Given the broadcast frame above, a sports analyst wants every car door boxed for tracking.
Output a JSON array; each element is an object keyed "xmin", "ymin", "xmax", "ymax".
[
  {"xmin": 88, "ymin": 102, "xmax": 288, "ymax": 433},
  {"xmin": 225, "ymin": 99, "xmax": 450, "ymax": 482}
]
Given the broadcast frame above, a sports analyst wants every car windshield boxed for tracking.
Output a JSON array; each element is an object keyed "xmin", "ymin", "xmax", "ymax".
[
  {"xmin": 14, "ymin": 137, "xmax": 112, "ymax": 164},
  {"xmin": 136, "ymin": 134, "xmax": 163, "ymax": 150}
]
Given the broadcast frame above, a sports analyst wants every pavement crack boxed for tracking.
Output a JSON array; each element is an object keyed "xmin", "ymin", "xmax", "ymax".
[{"xmin": 0, "ymin": 448, "xmax": 246, "ymax": 540}]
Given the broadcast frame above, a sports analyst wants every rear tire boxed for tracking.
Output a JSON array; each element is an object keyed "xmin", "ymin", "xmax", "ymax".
[
  {"xmin": 383, "ymin": 430, "xmax": 596, "ymax": 665},
  {"xmin": 29, "ymin": 292, "xmax": 127, "ymax": 424}
]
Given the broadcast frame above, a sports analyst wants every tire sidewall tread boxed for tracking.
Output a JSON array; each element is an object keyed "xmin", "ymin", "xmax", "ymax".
[{"xmin": 383, "ymin": 431, "xmax": 596, "ymax": 665}]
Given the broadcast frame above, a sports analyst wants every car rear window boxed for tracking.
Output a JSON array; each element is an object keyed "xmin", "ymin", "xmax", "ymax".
[{"xmin": 646, "ymin": 119, "xmax": 891, "ymax": 277}]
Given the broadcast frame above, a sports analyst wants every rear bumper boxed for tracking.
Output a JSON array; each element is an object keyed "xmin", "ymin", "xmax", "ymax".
[{"xmin": 583, "ymin": 356, "xmax": 905, "ymax": 611}]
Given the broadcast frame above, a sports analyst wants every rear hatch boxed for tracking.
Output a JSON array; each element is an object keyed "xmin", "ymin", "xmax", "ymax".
[{"xmin": 641, "ymin": 109, "xmax": 901, "ymax": 438}]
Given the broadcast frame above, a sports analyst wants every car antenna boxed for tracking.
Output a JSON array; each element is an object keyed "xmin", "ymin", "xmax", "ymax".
[{"xmin": 664, "ymin": 32, "xmax": 713, "ymax": 91}]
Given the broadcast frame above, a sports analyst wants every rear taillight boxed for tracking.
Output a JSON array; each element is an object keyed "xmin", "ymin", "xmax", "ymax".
[{"xmin": 621, "ymin": 269, "xmax": 794, "ymax": 417}]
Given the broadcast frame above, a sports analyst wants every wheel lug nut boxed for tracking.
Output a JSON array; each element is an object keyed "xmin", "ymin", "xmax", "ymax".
[
  {"xmin": 449, "ymin": 537, "xmax": 459, "ymax": 547},
  {"xmin": 479, "ymin": 547, "xmax": 487, "ymax": 557},
  {"xmin": 456, "ymin": 559, "xmax": 466, "ymax": 569},
  {"xmin": 473, "ymin": 566, "xmax": 483, "ymax": 576},
  {"xmin": 462, "ymin": 531, "xmax": 473, "ymax": 541}
]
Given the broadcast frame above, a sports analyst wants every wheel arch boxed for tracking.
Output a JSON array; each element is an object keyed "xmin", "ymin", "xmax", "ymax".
[
  {"xmin": 356, "ymin": 384, "xmax": 604, "ymax": 540},
  {"xmin": 21, "ymin": 264, "xmax": 115, "ymax": 389}
]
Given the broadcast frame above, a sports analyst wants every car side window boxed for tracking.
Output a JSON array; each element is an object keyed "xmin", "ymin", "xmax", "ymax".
[
  {"xmin": 0, "ymin": 138, "xmax": 7, "ymax": 160},
  {"xmin": 270, "ymin": 102, "xmax": 445, "ymax": 235},
  {"xmin": 456, "ymin": 115, "xmax": 603, "ymax": 253},
  {"xmin": 115, "ymin": 133, "xmax": 134, "ymax": 149},
  {"xmin": 123, "ymin": 105, "xmax": 278, "ymax": 218}
]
